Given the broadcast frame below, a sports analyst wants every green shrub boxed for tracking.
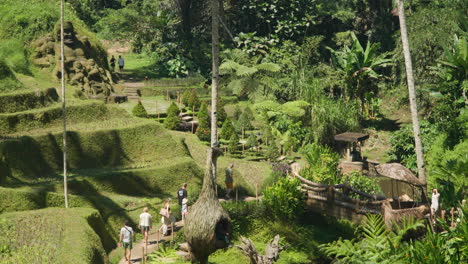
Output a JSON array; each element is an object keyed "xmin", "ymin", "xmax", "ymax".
[
  {"xmin": 244, "ymin": 106, "xmax": 254, "ymax": 121},
  {"xmin": 164, "ymin": 111, "xmax": 180, "ymax": 130},
  {"xmin": 181, "ymin": 89, "xmax": 191, "ymax": 105},
  {"xmin": 132, "ymin": 100, "xmax": 148, "ymax": 118},
  {"xmin": 220, "ymin": 118, "xmax": 235, "ymax": 140},
  {"xmin": 228, "ymin": 133, "xmax": 239, "ymax": 154},
  {"xmin": 300, "ymin": 143, "xmax": 340, "ymax": 185},
  {"xmin": 195, "ymin": 102, "xmax": 210, "ymax": 141},
  {"xmin": 262, "ymin": 177, "xmax": 304, "ymax": 220},
  {"xmin": 187, "ymin": 89, "xmax": 200, "ymax": 109},
  {"xmin": 387, "ymin": 121, "xmax": 438, "ymax": 172},
  {"xmin": 217, "ymin": 100, "xmax": 227, "ymax": 125},
  {"xmin": 235, "ymin": 111, "xmax": 253, "ymax": 136},
  {"xmin": 265, "ymin": 142, "xmax": 280, "ymax": 161},
  {"xmin": 233, "ymin": 105, "xmax": 242, "ymax": 120},
  {"xmin": 246, "ymin": 133, "xmax": 258, "ymax": 149},
  {"xmin": 166, "ymin": 102, "xmax": 180, "ymax": 116},
  {"xmin": 341, "ymin": 171, "xmax": 382, "ymax": 199}
]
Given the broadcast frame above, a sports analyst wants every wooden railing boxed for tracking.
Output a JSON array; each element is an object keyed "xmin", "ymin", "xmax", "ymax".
[{"xmin": 293, "ymin": 173, "xmax": 387, "ymax": 216}]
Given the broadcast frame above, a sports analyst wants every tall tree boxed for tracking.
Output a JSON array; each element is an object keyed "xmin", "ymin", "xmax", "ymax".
[
  {"xmin": 60, "ymin": 0, "xmax": 68, "ymax": 208},
  {"xmin": 397, "ymin": 0, "xmax": 427, "ymax": 198},
  {"xmin": 211, "ymin": 0, "xmax": 220, "ymax": 187}
]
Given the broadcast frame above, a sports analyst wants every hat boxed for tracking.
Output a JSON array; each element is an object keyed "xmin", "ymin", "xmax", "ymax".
[{"xmin": 182, "ymin": 198, "xmax": 188, "ymax": 205}]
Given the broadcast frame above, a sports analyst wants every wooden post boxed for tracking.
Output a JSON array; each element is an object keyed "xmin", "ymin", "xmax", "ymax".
[
  {"xmin": 255, "ymin": 184, "xmax": 258, "ymax": 201},
  {"xmin": 326, "ymin": 186, "xmax": 335, "ymax": 214},
  {"xmin": 142, "ymin": 246, "xmax": 145, "ymax": 264},
  {"xmin": 157, "ymin": 230, "xmax": 159, "ymax": 248},
  {"xmin": 191, "ymin": 122, "xmax": 194, "ymax": 133},
  {"xmin": 242, "ymin": 143, "xmax": 245, "ymax": 155},
  {"xmin": 171, "ymin": 222, "xmax": 174, "ymax": 241}
]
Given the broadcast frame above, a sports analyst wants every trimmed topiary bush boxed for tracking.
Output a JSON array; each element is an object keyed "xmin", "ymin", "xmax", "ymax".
[
  {"xmin": 217, "ymin": 99, "xmax": 227, "ymax": 125},
  {"xmin": 164, "ymin": 111, "xmax": 180, "ymax": 130},
  {"xmin": 235, "ymin": 111, "xmax": 253, "ymax": 137},
  {"xmin": 233, "ymin": 105, "xmax": 242, "ymax": 120},
  {"xmin": 265, "ymin": 142, "xmax": 280, "ymax": 161},
  {"xmin": 181, "ymin": 89, "xmax": 191, "ymax": 106},
  {"xmin": 219, "ymin": 118, "xmax": 235, "ymax": 140},
  {"xmin": 167, "ymin": 102, "xmax": 180, "ymax": 116},
  {"xmin": 132, "ymin": 100, "xmax": 148, "ymax": 118},
  {"xmin": 188, "ymin": 89, "xmax": 200, "ymax": 110},
  {"xmin": 246, "ymin": 133, "xmax": 258, "ymax": 149},
  {"xmin": 228, "ymin": 133, "xmax": 239, "ymax": 154},
  {"xmin": 196, "ymin": 102, "xmax": 210, "ymax": 141}
]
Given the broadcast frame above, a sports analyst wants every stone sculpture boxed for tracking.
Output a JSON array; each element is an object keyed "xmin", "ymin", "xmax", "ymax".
[{"xmin": 33, "ymin": 21, "xmax": 114, "ymax": 97}]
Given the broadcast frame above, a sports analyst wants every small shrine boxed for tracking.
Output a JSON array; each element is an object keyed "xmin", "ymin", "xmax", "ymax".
[{"xmin": 334, "ymin": 132, "xmax": 369, "ymax": 173}]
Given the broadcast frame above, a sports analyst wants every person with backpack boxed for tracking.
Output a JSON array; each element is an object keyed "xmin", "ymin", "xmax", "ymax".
[
  {"xmin": 119, "ymin": 220, "xmax": 135, "ymax": 264},
  {"xmin": 109, "ymin": 55, "xmax": 116, "ymax": 71},
  {"xmin": 177, "ymin": 183, "xmax": 188, "ymax": 220}
]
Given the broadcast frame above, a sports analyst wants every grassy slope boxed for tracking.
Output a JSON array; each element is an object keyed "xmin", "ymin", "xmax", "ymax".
[
  {"xmin": 169, "ymin": 131, "xmax": 272, "ymax": 196},
  {"xmin": 0, "ymin": 207, "xmax": 113, "ymax": 264}
]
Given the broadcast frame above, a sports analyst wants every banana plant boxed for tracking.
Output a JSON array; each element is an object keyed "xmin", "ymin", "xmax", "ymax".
[{"xmin": 328, "ymin": 33, "xmax": 392, "ymax": 117}]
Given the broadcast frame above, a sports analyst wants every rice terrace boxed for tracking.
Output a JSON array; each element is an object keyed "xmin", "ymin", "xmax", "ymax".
[{"xmin": 0, "ymin": 0, "xmax": 466, "ymax": 264}]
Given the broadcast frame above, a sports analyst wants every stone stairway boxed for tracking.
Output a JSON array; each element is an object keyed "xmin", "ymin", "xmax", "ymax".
[{"xmin": 124, "ymin": 87, "xmax": 140, "ymax": 100}]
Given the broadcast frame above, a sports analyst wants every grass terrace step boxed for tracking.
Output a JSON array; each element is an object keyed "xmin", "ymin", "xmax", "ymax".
[
  {"xmin": 0, "ymin": 101, "xmax": 124, "ymax": 135},
  {"xmin": 0, "ymin": 208, "xmax": 113, "ymax": 264},
  {"xmin": 0, "ymin": 88, "xmax": 59, "ymax": 113},
  {"xmin": 0, "ymin": 122, "xmax": 189, "ymax": 182}
]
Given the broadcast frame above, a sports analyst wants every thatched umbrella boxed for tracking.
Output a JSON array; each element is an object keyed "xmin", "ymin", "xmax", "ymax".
[
  {"xmin": 184, "ymin": 148, "xmax": 231, "ymax": 264},
  {"xmin": 375, "ymin": 163, "xmax": 425, "ymax": 186}
]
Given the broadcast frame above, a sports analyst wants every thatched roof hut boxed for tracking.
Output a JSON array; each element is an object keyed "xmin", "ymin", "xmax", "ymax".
[
  {"xmin": 184, "ymin": 148, "xmax": 231, "ymax": 264},
  {"xmin": 375, "ymin": 163, "xmax": 425, "ymax": 186}
]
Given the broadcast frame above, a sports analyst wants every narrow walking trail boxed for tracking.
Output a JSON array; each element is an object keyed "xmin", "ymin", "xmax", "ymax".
[{"xmin": 118, "ymin": 221, "xmax": 184, "ymax": 264}]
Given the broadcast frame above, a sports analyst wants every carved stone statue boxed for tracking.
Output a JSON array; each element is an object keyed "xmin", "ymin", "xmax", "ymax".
[{"xmin": 32, "ymin": 21, "xmax": 114, "ymax": 98}]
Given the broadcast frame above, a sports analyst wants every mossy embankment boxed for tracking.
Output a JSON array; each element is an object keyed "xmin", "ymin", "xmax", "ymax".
[{"xmin": 0, "ymin": 207, "xmax": 114, "ymax": 264}]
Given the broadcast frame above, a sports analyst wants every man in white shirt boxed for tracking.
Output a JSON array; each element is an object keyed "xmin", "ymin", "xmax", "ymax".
[
  {"xmin": 118, "ymin": 55, "xmax": 125, "ymax": 73},
  {"xmin": 431, "ymin": 188, "xmax": 441, "ymax": 223},
  {"xmin": 139, "ymin": 207, "xmax": 152, "ymax": 245},
  {"xmin": 119, "ymin": 220, "xmax": 134, "ymax": 264}
]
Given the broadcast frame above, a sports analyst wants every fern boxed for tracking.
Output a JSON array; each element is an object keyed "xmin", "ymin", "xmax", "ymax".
[{"xmin": 320, "ymin": 214, "xmax": 424, "ymax": 263}]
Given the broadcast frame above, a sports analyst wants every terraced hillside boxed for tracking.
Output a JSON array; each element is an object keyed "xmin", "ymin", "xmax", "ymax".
[{"xmin": 0, "ymin": 85, "xmax": 271, "ymax": 263}]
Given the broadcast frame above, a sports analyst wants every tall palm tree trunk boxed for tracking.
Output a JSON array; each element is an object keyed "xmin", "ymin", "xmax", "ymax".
[
  {"xmin": 60, "ymin": 0, "xmax": 68, "ymax": 208},
  {"xmin": 210, "ymin": 0, "xmax": 220, "ymax": 193},
  {"xmin": 397, "ymin": 0, "xmax": 427, "ymax": 201}
]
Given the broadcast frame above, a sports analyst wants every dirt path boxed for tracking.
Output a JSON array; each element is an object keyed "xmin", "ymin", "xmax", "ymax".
[{"xmin": 118, "ymin": 221, "xmax": 184, "ymax": 264}]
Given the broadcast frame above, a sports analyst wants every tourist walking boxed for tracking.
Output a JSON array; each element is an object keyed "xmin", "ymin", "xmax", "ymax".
[
  {"xmin": 139, "ymin": 207, "xmax": 152, "ymax": 245},
  {"xmin": 118, "ymin": 55, "xmax": 125, "ymax": 72},
  {"xmin": 182, "ymin": 198, "xmax": 188, "ymax": 222},
  {"xmin": 225, "ymin": 163, "xmax": 234, "ymax": 199},
  {"xmin": 431, "ymin": 188, "xmax": 440, "ymax": 222},
  {"xmin": 159, "ymin": 199, "xmax": 174, "ymax": 236},
  {"xmin": 110, "ymin": 55, "xmax": 116, "ymax": 71},
  {"xmin": 119, "ymin": 220, "xmax": 135, "ymax": 264},
  {"xmin": 177, "ymin": 183, "xmax": 188, "ymax": 220}
]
